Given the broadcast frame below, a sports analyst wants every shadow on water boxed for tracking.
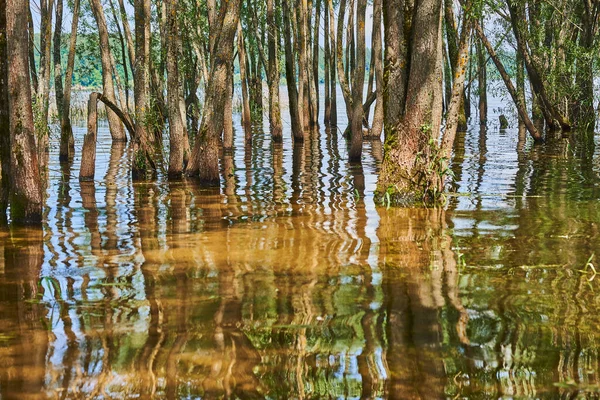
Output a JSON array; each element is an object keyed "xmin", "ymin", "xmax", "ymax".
[{"xmin": 2, "ymin": 115, "xmax": 600, "ymax": 398}]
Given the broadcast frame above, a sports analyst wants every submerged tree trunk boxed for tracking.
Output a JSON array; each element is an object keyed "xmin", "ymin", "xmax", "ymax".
[
  {"xmin": 186, "ymin": 0, "xmax": 242, "ymax": 184},
  {"xmin": 267, "ymin": 0, "xmax": 283, "ymax": 141},
  {"xmin": 59, "ymin": 0, "xmax": 80, "ymax": 162},
  {"xmin": 6, "ymin": 0, "xmax": 43, "ymax": 224},
  {"xmin": 166, "ymin": 0, "xmax": 186, "ymax": 178},
  {"xmin": 370, "ymin": 0, "xmax": 384, "ymax": 138},
  {"xmin": 324, "ymin": 2, "xmax": 331, "ymax": 125},
  {"xmin": 90, "ymin": 0, "xmax": 127, "ymax": 142},
  {"xmin": 238, "ymin": 22, "xmax": 253, "ymax": 140},
  {"xmin": 80, "ymin": 93, "xmax": 99, "ymax": 182},
  {"xmin": 282, "ymin": 0, "xmax": 304, "ymax": 141},
  {"xmin": 132, "ymin": 0, "xmax": 156, "ymax": 180},
  {"xmin": 348, "ymin": 0, "xmax": 366, "ymax": 162}
]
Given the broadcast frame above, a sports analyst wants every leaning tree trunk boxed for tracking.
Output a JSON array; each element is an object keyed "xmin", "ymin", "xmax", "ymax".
[
  {"xmin": 186, "ymin": 0, "xmax": 242, "ymax": 184},
  {"xmin": 90, "ymin": 0, "xmax": 127, "ymax": 142},
  {"xmin": 166, "ymin": 0, "xmax": 186, "ymax": 178},
  {"xmin": 59, "ymin": 0, "xmax": 80, "ymax": 162},
  {"xmin": 348, "ymin": 0, "xmax": 366, "ymax": 162},
  {"xmin": 6, "ymin": 0, "xmax": 43, "ymax": 224}
]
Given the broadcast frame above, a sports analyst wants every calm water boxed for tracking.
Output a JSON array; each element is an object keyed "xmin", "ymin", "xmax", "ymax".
[{"xmin": 2, "ymin": 109, "xmax": 600, "ymax": 399}]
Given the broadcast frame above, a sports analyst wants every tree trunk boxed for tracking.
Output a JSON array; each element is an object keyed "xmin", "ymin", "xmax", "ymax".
[
  {"xmin": 516, "ymin": 50, "xmax": 525, "ymax": 135},
  {"xmin": 370, "ymin": 0, "xmax": 384, "ymax": 138},
  {"xmin": 166, "ymin": 0, "xmax": 186, "ymax": 178},
  {"xmin": 324, "ymin": 2, "xmax": 331, "ymax": 125},
  {"xmin": 282, "ymin": 0, "xmax": 304, "ymax": 141},
  {"xmin": 90, "ymin": 0, "xmax": 127, "ymax": 142},
  {"xmin": 80, "ymin": 93, "xmax": 99, "ymax": 182},
  {"xmin": 474, "ymin": 22, "xmax": 542, "ymax": 142},
  {"xmin": 349, "ymin": 0, "xmax": 366, "ymax": 162},
  {"xmin": 297, "ymin": 0, "xmax": 310, "ymax": 129},
  {"xmin": 118, "ymin": 0, "xmax": 136, "ymax": 72},
  {"xmin": 267, "ymin": 0, "xmax": 283, "ymax": 141},
  {"xmin": 6, "ymin": 0, "xmax": 43, "ymax": 224},
  {"xmin": 238, "ymin": 22, "xmax": 253, "ymax": 140},
  {"xmin": 334, "ymin": 0, "xmax": 352, "ymax": 118},
  {"xmin": 0, "ymin": 0, "xmax": 9, "ymax": 221},
  {"xmin": 59, "ymin": 0, "xmax": 80, "ymax": 162},
  {"xmin": 328, "ymin": 0, "xmax": 337, "ymax": 126},
  {"xmin": 186, "ymin": 0, "xmax": 242, "ymax": 184},
  {"xmin": 132, "ymin": 0, "xmax": 156, "ymax": 180},
  {"xmin": 53, "ymin": 0, "xmax": 64, "ymax": 124},
  {"xmin": 477, "ymin": 32, "xmax": 487, "ymax": 127},
  {"xmin": 27, "ymin": 9, "xmax": 37, "ymax": 93},
  {"xmin": 312, "ymin": 0, "xmax": 320, "ymax": 123},
  {"xmin": 36, "ymin": 0, "xmax": 55, "ymax": 155},
  {"xmin": 223, "ymin": 63, "xmax": 234, "ymax": 149},
  {"xmin": 382, "ymin": 0, "xmax": 408, "ymax": 141}
]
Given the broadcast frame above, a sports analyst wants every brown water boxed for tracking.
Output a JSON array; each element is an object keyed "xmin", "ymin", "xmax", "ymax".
[{"xmin": 2, "ymin": 113, "xmax": 600, "ymax": 399}]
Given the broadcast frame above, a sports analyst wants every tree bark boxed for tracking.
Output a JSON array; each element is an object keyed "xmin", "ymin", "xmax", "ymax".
[
  {"xmin": 0, "ymin": 0, "xmax": 9, "ymax": 221},
  {"xmin": 186, "ymin": 0, "xmax": 242, "ymax": 184},
  {"xmin": 477, "ymin": 32, "xmax": 487, "ymax": 127},
  {"xmin": 370, "ymin": 0, "xmax": 384, "ymax": 138},
  {"xmin": 238, "ymin": 22, "xmax": 253, "ymax": 141},
  {"xmin": 6, "ymin": 0, "xmax": 43, "ymax": 224},
  {"xmin": 80, "ymin": 93, "xmax": 99, "ymax": 182},
  {"xmin": 328, "ymin": 0, "xmax": 337, "ymax": 126},
  {"xmin": 36, "ymin": 0, "xmax": 55, "ymax": 155},
  {"xmin": 90, "ymin": 0, "xmax": 127, "ymax": 142},
  {"xmin": 59, "ymin": 0, "xmax": 80, "ymax": 162},
  {"xmin": 334, "ymin": 0, "xmax": 352, "ymax": 118},
  {"xmin": 282, "ymin": 0, "xmax": 304, "ymax": 141},
  {"xmin": 53, "ymin": 0, "xmax": 64, "ymax": 124},
  {"xmin": 267, "ymin": 0, "xmax": 283, "ymax": 141},
  {"xmin": 349, "ymin": 0, "xmax": 366, "ymax": 162},
  {"xmin": 166, "ymin": 0, "xmax": 186, "ymax": 178}
]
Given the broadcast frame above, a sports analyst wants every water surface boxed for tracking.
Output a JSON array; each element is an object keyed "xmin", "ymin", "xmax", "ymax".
[{"xmin": 1, "ymin": 113, "xmax": 600, "ymax": 399}]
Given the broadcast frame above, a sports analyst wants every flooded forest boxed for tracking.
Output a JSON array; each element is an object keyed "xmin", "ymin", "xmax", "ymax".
[{"xmin": 1, "ymin": 0, "xmax": 600, "ymax": 398}]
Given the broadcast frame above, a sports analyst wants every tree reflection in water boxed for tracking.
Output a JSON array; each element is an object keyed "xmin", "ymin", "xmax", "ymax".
[{"xmin": 1, "ymin": 123, "xmax": 600, "ymax": 398}]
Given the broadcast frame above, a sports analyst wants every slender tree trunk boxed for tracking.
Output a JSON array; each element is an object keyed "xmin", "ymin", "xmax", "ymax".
[
  {"xmin": 516, "ymin": 51, "xmax": 525, "ymax": 134},
  {"xmin": 282, "ymin": 0, "xmax": 304, "ymax": 141},
  {"xmin": 166, "ymin": 0, "xmax": 186, "ymax": 178},
  {"xmin": 223, "ymin": 62, "xmax": 234, "ymax": 149},
  {"xmin": 27, "ymin": 9, "xmax": 38, "ymax": 94},
  {"xmin": 6, "ymin": 0, "xmax": 43, "ymax": 224},
  {"xmin": 238, "ymin": 22, "xmax": 253, "ymax": 140},
  {"xmin": 444, "ymin": 0, "xmax": 467, "ymax": 130},
  {"xmin": 313, "ymin": 0, "xmax": 320, "ymax": 120},
  {"xmin": 328, "ymin": 0, "xmax": 337, "ymax": 126},
  {"xmin": 108, "ymin": 0, "xmax": 130, "ymax": 112},
  {"xmin": 349, "ymin": 0, "xmax": 366, "ymax": 162},
  {"xmin": 333, "ymin": 0, "xmax": 352, "ymax": 118},
  {"xmin": 267, "ymin": 0, "xmax": 283, "ymax": 141},
  {"xmin": 36, "ymin": 0, "xmax": 55, "ymax": 156},
  {"xmin": 324, "ymin": 3, "xmax": 331, "ymax": 125},
  {"xmin": 474, "ymin": 22, "xmax": 542, "ymax": 142},
  {"xmin": 53, "ymin": 0, "xmax": 64, "ymax": 123},
  {"xmin": 59, "ymin": 0, "xmax": 80, "ymax": 162},
  {"xmin": 297, "ymin": 0, "xmax": 310, "ymax": 129},
  {"xmin": 477, "ymin": 33, "xmax": 487, "ymax": 127},
  {"xmin": 90, "ymin": 0, "xmax": 127, "ymax": 142},
  {"xmin": 118, "ymin": 0, "xmax": 136, "ymax": 72},
  {"xmin": 186, "ymin": 0, "xmax": 242, "ymax": 184},
  {"xmin": 370, "ymin": 0, "xmax": 384, "ymax": 138}
]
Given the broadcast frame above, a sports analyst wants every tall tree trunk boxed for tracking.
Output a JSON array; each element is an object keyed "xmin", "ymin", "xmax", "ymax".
[
  {"xmin": 349, "ymin": 0, "xmax": 366, "ymax": 162},
  {"xmin": 90, "ymin": 0, "xmax": 127, "ymax": 142},
  {"xmin": 27, "ymin": 9, "xmax": 37, "ymax": 94},
  {"xmin": 516, "ymin": 50, "xmax": 525, "ymax": 134},
  {"xmin": 132, "ymin": 0, "xmax": 156, "ymax": 180},
  {"xmin": 328, "ymin": 0, "xmax": 337, "ymax": 126},
  {"xmin": 223, "ymin": 62, "xmax": 234, "ymax": 149},
  {"xmin": 297, "ymin": 0, "xmax": 310, "ymax": 129},
  {"xmin": 477, "ymin": 34, "xmax": 487, "ymax": 127},
  {"xmin": 0, "ymin": 0, "xmax": 9, "ymax": 221},
  {"xmin": 324, "ymin": 2, "xmax": 331, "ymax": 125},
  {"xmin": 118, "ymin": 0, "xmax": 136, "ymax": 72},
  {"xmin": 444, "ymin": 0, "xmax": 467, "ymax": 130},
  {"xmin": 382, "ymin": 0, "xmax": 408, "ymax": 141},
  {"xmin": 312, "ymin": 0, "xmax": 320, "ymax": 122},
  {"xmin": 267, "ymin": 0, "xmax": 283, "ymax": 141},
  {"xmin": 53, "ymin": 0, "xmax": 64, "ymax": 123},
  {"xmin": 238, "ymin": 22, "xmax": 253, "ymax": 140},
  {"xmin": 282, "ymin": 0, "xmax": 304, "ymax": 141},
  {"xmin": 166, "ymin": 0, "xmax": 186, "ymax": 178},
  {"xmin": 59, "ymin": 0, "xmax": 80, "ymax": 162},
  {"xmin": 6, "ymin": 0, "xmax": 43, "ymax": 224},
  {"xmin": 108, "ymin": 0, "xmax": 131, "ymax": 112},
  {"xmin": 36, "ymin": 0, "xmax": 55, "ymax": 156},
  {"xmin": 186, "ymin": 0, "xmax": 242, "ymax": 184},
  {"xmin": 333, "ymin": 0, "xmax": 352, "ymax": 118},
  {"xmin": 370, "ymin": 0, "xmax": 384, "ymax": 138}
]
